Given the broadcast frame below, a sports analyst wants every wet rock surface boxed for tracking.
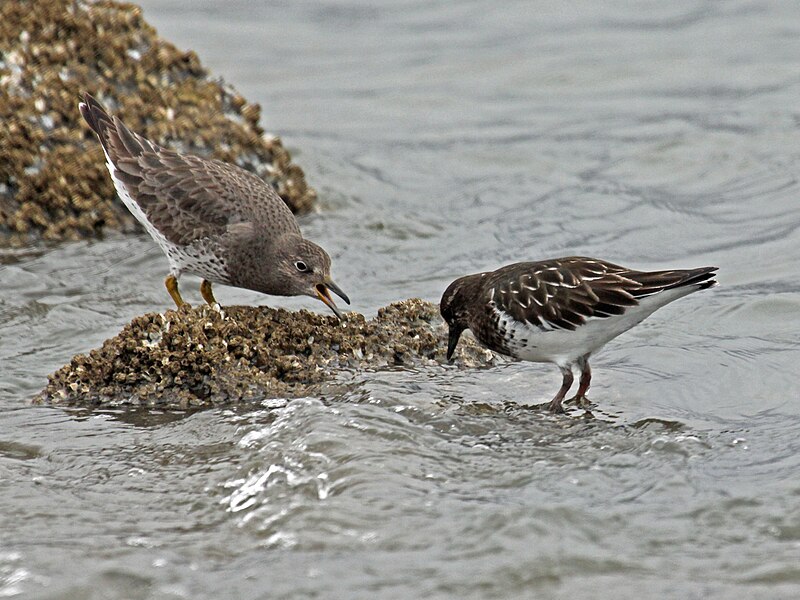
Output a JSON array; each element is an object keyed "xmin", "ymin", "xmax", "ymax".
[
  {"xmin": 0, "ymin": 0, "xmax": 315, "ymax": 248},
  {"xmin": 37, "ymin": 299, "xmax": 499, "ymax": 409}
]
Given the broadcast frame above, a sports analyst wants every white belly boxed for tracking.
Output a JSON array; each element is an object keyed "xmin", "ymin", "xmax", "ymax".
[
  {"xmin": 105, "ymin": 153, "xmax": 228, "ymax": 282},
  {"xmin": 492, "ymin": 286, "xmax": 697, "ymax": 367}
]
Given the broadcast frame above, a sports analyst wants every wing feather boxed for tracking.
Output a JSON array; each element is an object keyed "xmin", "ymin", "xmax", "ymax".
[
  {"xmin": 80, "ymin": 93, "xmax": 299, "ymax": 246},
  {"xmin": 484, "ymin": 257, "xmax": 716, "ymax": 331}
]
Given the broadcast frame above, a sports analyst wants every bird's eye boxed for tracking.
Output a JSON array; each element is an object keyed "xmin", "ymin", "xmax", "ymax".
[{"xmin": 294, "ymin": 260, "xmax": 309, "ymax": 272}]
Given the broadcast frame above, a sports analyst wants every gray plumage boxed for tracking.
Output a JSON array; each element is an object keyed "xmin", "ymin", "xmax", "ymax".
[{"xmin": 79, "ymin": 92, "xmax": 349, "ymax": 317}]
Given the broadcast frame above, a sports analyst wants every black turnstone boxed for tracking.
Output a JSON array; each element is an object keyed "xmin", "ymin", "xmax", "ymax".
[
  {"xmin": 79, "ymin": 93, "xmax": 349, "ymax": 318},
  {"xmin": 440, "ymin": 257, "xmax": 718, "ymax": 412}
]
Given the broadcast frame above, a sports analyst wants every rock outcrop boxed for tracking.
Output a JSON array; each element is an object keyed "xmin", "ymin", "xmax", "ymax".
[
  {"xmin": 0, "ymin": 0, "xmax": 315, "ymax": 247},
  {"xmin": 37, "ymin": 300, "xmax": 499, "ymax": 410}
]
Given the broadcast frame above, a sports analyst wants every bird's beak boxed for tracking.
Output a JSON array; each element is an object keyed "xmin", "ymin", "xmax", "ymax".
[
  {"xmin": 315, "ymin": 278, "xmax": 350, "ymax": 320},
  {"xmin": 446, "ymin": 326, "xmax": 464, "ymax": 361},
  {"xmin": 324, "ymin": 278, "xmax": 350, "ymax": 305}
]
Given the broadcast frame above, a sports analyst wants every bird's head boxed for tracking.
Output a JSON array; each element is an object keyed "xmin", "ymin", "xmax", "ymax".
[
  {"xmin": 439, "ymin": 276, "xmax": 476, "ymax": 360},
  {"xmin": 230, "ymin": 230, "xmax": 349, "ymax": 319},
  {"xmin": 275, "ymin": 237, "xmax": 350, "ymax": 319}
]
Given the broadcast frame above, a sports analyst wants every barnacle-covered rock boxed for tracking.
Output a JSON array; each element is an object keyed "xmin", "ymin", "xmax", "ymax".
[
  {"xmin": 36, "ymin": 299, "xmax": 499, "ymax": 409},
  {"xmin": 0, "ymin": 0, "xmax": 315, "ymax": 247}
]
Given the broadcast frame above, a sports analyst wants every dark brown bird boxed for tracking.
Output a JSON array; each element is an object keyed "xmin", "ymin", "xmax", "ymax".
[
  {"xmin": 441, "ymin": 257, "xmax": 717, "ymax": 412},
  {"xmin": 79, "ymin": 93, "xmax": 349, "ymax": 317}
]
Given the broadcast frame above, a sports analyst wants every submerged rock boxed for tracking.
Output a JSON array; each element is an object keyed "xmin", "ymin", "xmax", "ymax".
[
  {"xmin": 37, "ymin": 299, "xmax": 499, "ymax": 409},
  {"xmin": 0, "ymin": 0, "xmax": 315, "ymax": 248}
]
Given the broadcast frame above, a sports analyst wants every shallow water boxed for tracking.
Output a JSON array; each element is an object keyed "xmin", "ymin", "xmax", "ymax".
[{"xmin": 2, "ymin": 0, "xmax": 800, "ymax": 597}]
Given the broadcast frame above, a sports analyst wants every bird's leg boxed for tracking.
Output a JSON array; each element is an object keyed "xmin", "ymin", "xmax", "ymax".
[
  {"xmin": 576, "ymin": 361, "xmax": 591, "ymax": 398},
  {"xmin": 200, "ymin": 279, "xmax": 218, "ymax": 306},
  {"xmin": 565, "ymin": 355, "xmax": 592, "ymax": 408},
  {"xmin": 569, "ymin": 355, "xmax": 592, "ymax": 407},
  {"xmin": 547, "ymin": 367, "xmax": 574, "ymax": 413},
  {"xmin": 165, "ymin": 275, "xmax": 186, "ymax": 308}
]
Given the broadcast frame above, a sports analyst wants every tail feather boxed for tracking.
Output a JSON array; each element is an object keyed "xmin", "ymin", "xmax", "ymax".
[
  {"xmin": 113, "ymin": 115, "xmax": 149, "ymax": 158},
  {"xmin": 78, "ymin": 93, "xmax": 116, "ymax": 151},
  {"xmin": 679, "ymin": 266, "xmax": 718, "ymax": 290},
  {"xmin": 79, "ymin": 92, "xmax": 156, "ymax": 162},
  {"xmin": 631, "ymin": 266, "xmax": 718, "ymax": 299}
]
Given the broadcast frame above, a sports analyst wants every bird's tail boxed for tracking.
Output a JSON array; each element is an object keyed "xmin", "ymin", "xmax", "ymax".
[
  {"xmin": 78, "ymin": 92, "xmax": 155, "ymax": 161},
  {"xmin": 676, "ymin": 266, "xmax": 718, "ymax": 290},
  {"xmin": 631, "ymin": 266, "xmax": 718, "ymax": 298}
]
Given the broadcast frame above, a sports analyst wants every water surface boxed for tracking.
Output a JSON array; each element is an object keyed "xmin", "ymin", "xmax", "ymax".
[{"xmin": 2, "ymin": 1, "xmax": 800, "ymax": 597}]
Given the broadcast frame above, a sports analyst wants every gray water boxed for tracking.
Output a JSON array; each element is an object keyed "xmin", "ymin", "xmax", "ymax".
[{"xmin": 2, "ymin": 1, "xmax": 800, "ymax": 597}]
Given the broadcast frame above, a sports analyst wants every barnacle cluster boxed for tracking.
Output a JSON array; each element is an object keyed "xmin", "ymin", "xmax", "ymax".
[
  {"xmin": 37, "ymin": 300, "xmax": 498, "ymax": 409},
  {"xmin": 0, "ymin": 0, "xmax": 315, "ymax": 247}
]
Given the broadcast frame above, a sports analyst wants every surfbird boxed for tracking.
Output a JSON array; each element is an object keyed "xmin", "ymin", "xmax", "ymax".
[
  {"xmin": 79, "ymin": 93, "xmax": 349, "ymax": 318},
  {"xmin": 440, "ymin": 257, "xmax": 717, "ymax": 412}
]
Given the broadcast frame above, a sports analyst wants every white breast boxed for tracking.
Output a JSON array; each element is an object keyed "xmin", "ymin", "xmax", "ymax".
[
  {"xmin": 104, "ymin": 153, "xmax": 228, "ymax": 282},
  {"xmin": 493, "ymin": 285, "xmax": 699, "ymax": 367}
]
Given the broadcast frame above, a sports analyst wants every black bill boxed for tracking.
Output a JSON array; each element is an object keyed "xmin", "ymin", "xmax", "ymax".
[{"xmin": 446, "ymin": 325, "xmax": 464, "ymax": 361}]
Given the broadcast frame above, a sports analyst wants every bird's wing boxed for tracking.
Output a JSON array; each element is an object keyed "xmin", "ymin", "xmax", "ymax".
[
  {"xmin": 80, "ymin": 93, "xmax": 299, "ymax": 246},
  {"xmin": 486, "ymin": 257, "xmax": 717, "ymax": 331},
  {"xmin": 116, "ymin": 149, "xmax": 299, "ymax": 245},
  {"xmin": 485, "ymin": 257, "xmax": 650, "ymax": 331}
]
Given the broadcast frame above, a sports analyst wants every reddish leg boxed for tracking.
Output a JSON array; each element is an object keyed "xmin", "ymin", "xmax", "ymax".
[
  {"xmin": 547, "ymin": 367, "xmax": 574, "ymax": 413},
  {"xmin": 576, "ymin": 361, "xmax": 591, "ymax": 398},
  {"xmin": 570, "ymin": 355, "xmax": 592, "ymax": 407}
]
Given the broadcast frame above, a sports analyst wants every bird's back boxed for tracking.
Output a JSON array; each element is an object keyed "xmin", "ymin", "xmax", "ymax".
[
  {"xmin": 79, "ymin": 93, "xmax": 300, "ymax": 248},
  {"xmin": 465, "ymin": 257, "xmax": 717, "ymax": 362}
]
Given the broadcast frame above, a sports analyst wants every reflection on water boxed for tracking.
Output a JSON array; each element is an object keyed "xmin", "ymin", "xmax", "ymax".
[{"xmin": 2, "ymin": 0, "xmax": 800, "ymax": 597}]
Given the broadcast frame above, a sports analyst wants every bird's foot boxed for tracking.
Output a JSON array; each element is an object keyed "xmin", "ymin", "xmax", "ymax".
[
  {"xmin": 209, "ymin": 302, "xmax": 225, "ymax": 317},
  {"xmin": 567, "ymin": 395, "xmax": 593, "ymax": 410}
]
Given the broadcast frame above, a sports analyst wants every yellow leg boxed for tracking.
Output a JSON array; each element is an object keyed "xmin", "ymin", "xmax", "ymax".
[
  {"xmin": 200, "ymin": 279, "xmax": 218, "ymax": 306},
  {"xmin": 165, "ymin": 275, "xmax": 186, "ymax": 308}
]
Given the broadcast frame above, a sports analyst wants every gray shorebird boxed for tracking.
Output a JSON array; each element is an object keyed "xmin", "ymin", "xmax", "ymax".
[
  {"xmin": 79, "ymin": 93, "xmax": 349, "ymax": 318},
  {"xmin": 440, "ymin": 257, "xmax": 717, "ymax": 413}
]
